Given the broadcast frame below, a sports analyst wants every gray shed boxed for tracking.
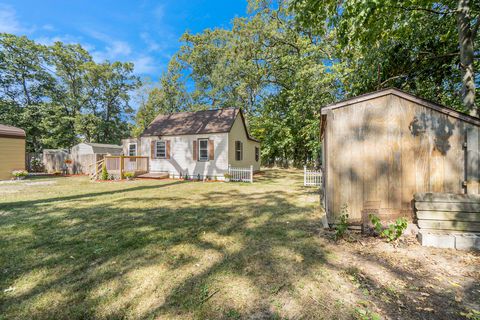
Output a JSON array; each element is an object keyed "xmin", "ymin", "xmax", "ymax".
[{"xmin": 71, "ymin": 142, "xmax": 123, "ymax": 174}]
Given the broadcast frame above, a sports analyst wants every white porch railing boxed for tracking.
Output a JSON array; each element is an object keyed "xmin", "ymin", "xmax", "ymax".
[
  {"xmin": 228, "ymin": 165, "xmax": 253, "ymax": 183},
  {"xmin": 304, "ymin": 166, "xmax": 322, "ymax": 186}
]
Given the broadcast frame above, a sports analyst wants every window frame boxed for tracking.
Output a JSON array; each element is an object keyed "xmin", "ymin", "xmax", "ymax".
[
  {"xmin": 198, "ymin": 138, "xmax": 209, "ymax": 162},
  {"xmin": 255, "ymin": 146, "xmax": 259, "ymax": 162},
  {"xmin": 155, "ymin": 140, "xmax": 166, "ymax": 159},
  {"xmin": 235, "ymin": 140, "xmax": 243, "ymax": 161},
  {"xmin": 128, "ymin": 143, "xmax": 137, "ymax": 156}
]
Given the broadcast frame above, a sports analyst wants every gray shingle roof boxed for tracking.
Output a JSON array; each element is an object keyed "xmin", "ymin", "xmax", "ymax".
[{"xmin": 142, "ymin": 108, "xmax": 239, "ymax": 137}]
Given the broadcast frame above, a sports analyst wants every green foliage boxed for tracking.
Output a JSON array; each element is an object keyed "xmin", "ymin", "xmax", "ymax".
[
  {"xmin": 101, "ymin": 163, "xmax": 109, "ymax": 181},
  {"xmin": 369, "ymin": 215, "xmax": 408, "ymax": 242},
  {"xmin": 334, "ymin": 204, "xmax": 349, "ymax": 240},
  {"xmin": 290, "ymin": 0, "xmax": 480, "ymax": 113},
  {"xmin": 11, "ymin": 170, "xmax": 28, "ymax": 178},
  {"xmin": 368, "ymin": 214, "xmax": 383, "ymax": 235},
  {"xmin": 135, "ymin": 4, "xmax": 336, "ymax": 166},
  {"xmin": 0, "ymin": 33, "xmax": 141, "ymax": 152},
  {"xmin": 124, "ymin": 172, "xmax": 135, "ymax": 179},
  {"xmin": 381, "ymin": 218, "xmax": 408, "ymax": 242}
]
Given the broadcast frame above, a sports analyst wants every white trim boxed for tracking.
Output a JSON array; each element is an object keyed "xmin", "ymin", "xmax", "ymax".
[
  {"xmin": 155, "ymin": 140, "xmax": 166, "ymax": 159},
  {"xmin": 235, "ymin": 140, "xmax": 243, "ymax": 161},
  {"xmin": 198, "ymin": 138, "xmax": 209, "ymax": 162},
  {"xmin": 128, "ymin": 143, "xmax": 137, "ymax": 156}
]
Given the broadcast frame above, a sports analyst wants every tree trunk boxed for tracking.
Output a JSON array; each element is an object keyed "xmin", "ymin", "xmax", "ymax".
[{"xmin": 456, "ymin": 0, "xmax": 477, "ymax": 117}]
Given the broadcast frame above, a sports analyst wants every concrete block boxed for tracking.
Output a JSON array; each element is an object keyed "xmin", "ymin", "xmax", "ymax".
[
  {"xmin": 454, "ymin": 233, "xmax": 480, "ymax": 250},
  {"xmin": 418, "ymin": 231, "xmax": 455, "ymax": 249}
]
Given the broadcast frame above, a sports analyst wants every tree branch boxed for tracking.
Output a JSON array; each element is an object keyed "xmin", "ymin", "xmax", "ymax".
[{"xmin": 387, "ymin": 5, "xmax": 455, "ymax": 15}]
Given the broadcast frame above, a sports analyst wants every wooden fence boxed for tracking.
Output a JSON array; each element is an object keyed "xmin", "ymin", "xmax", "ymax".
[
  {"xmin": 43, "ymin": 150, "xmax": 69, "ymax": 173},
  {"xmin": 415, "ymin": 193, "xmax": 480, "ymax": 232},
  {"xmin": 304, "ymin": 166, "xmax": 322, "ymax": 187},
  {"xmin": 228, "ymin": 165, "xmax": 253, "ymax": 183}
]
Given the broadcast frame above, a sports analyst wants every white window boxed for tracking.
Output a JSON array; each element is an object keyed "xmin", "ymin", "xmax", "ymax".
[
  {"xmin": 128, "ymin": 143, "xmax": 137, "ymax": 156},
  {"xmin": 155, "ymin": 141, "xmax": 166, "ymax": 159},
  {"xmin": 235, "ymin": 141, "xmax": 243, "ymax": 161},
  {"xmin": 198, "ymin": 139, "xmax": 209, "ymax": 161}
]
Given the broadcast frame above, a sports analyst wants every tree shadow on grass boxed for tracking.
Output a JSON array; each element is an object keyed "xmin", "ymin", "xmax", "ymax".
[{"xmin": 0, "ymin": 170, "xmax": 477, "ymax": 320}]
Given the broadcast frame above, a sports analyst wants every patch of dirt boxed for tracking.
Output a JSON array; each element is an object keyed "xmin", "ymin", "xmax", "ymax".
[{"xmin": 321, "ymin": 230, "xmax": 480, "ymax": 320}]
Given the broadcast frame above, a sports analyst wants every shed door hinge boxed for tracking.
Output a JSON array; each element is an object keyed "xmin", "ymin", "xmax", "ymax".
[{"xmin": 462, "ymin": 142, "xmax": 468, "ymax": 150}]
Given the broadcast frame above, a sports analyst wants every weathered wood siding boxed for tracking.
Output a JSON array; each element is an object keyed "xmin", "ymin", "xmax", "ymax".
[
  {"xmin": 0, "ymin": 136, "xmax": 25, "ymax": 180},
  {"xmin": 415, "ymin": 193, "xmax": 480, "ymax": 232},
  {"xmin": 324, "ymin": 94, "xmax": 479, "ymax": 223}
]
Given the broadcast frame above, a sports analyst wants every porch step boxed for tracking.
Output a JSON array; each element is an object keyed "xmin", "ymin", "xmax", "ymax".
[{"xmin": 136, "ymin": 172, "xmax": 169, "ymax": 179}]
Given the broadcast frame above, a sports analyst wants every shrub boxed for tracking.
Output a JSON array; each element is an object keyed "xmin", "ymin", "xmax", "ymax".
[
  {"xmin": 382, "ymin": 217, "xmax": 408, "ymax": 242},
  {"xmin": 334, "ymin": 204, "xmax": 349, "ymax": 240},
  {"xmin": 368, "ymin": 215, "xmax": 408, "ymax": 242},
  {"xmin": 11, "ymin": 170, "xmax": 28, "ymax": 178},
  {"xmin": 368, "ymin": 214, "xmax": 383, "ymax": 235},
  {"xmin": 101, "ymin": 163, "xmax": 109, "ymax": 180},
  {"xmin": 124, "ymin": 172, "xmax": 135, "ymax": 179}
]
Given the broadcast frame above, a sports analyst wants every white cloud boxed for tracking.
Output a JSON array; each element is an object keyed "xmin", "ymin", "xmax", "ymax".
[
  {"xmin": 132, "ymin": 55, "xmax": 158, "ymax": 74},
  {"xmin": 0, "ymin": 4, "xmax": 27, "ymax": 33},
  {"xmin": 87, "ymin": 30, "xmax": 132, "ymax": 62},
  {"xmin": 140, "ymin": 32, "xmax": 161, "ymax": 51}
]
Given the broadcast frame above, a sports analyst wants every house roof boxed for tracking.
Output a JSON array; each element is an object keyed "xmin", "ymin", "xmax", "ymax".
[
  {"xmin": 142, "ymin": 108, "xmax": 259, "ymax": 142},
  {"xmin": 321, "ymin": 88, "xmax": 480, "ymax": 127},
  {"xmin": 0, "ymin": 124, "xmax": 26, "ymax": 138}
]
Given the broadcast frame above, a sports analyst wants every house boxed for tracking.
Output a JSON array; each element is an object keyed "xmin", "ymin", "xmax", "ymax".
[
  {"xmin": 0, "ymin": 124, "xmax": 26, "ymax": 180},
  {"xmin": 321, "ymin": 88, "xmax": 480, "ymax": 225},
  {"xmin": 122, "ymin": 108, "xmax": 260, "ymax": 179},
  {"xmin": 70, "ymin": 142, "xmax": 123, "ymax": 174}
]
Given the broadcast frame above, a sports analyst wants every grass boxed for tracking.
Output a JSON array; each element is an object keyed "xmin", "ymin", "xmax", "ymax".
[{"xmin": 0, "ymin": 169, "xmax": 478, "ymax": 320}]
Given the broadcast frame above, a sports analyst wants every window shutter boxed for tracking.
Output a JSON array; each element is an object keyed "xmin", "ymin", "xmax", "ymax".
[
  {"xmin": 209, "ymin": 140, "xmax": 214, "ymax": 160},
  {"xmin": 193, "ymin": 140, "xmax": 197, "ymax": 161},
  {"xmin": 151, "ymin": 141, "xmax": 155, "ymax": 159},
  {"xmin": 166, "ymin": 140, "xmax": 171, "ymax": 159}
]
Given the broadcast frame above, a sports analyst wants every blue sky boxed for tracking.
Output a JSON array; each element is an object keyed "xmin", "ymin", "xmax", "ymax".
[{"xmin": 0, "ymin": 1, "xmax": 249, "ymax": 79}]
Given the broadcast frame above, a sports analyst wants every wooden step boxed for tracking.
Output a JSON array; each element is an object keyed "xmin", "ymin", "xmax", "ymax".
[{"xmin": 136, "ymin": 172, "xmax": 169, "ymax": 179}]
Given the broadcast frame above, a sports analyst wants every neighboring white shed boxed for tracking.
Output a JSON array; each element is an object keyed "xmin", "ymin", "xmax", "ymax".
[{"xmin": 71, "ymin": 142, "xmax": 123, "ymax": 174}]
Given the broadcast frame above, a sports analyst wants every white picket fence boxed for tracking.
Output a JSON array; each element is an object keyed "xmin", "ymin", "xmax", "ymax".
[
  {"xmin": 228, "ymin": 165, "xmax": 253, "ymax": 183},
  {"xmin": 304, "ymin": 166, "xmax": 322, "ymax": 186}
]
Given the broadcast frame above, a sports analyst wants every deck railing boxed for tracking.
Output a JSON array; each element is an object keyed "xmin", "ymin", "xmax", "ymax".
[
  {"xmin": 97, "ymin": 156, "xmax": 148, "ymax": 178},
  {"xmin": 228, "ymin": 165, "xmax": 253, "ymax": 183},
  {"xmin": 304, "ymin": 166, "xmax": 322, "ymax": 187}
]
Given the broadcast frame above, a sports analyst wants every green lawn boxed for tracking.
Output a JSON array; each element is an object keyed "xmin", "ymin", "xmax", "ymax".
[{"xmin": 0, "ymin": 169, "xmax": 478, "ymax": 320}]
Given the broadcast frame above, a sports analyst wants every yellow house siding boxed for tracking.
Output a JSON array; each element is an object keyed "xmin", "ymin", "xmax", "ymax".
[
  {"xmin": 0, "ymin": 137, "xmax": 25, "ymax": 180},
  {"xmin": 228, "ymin": 114, "xmax": 260, "ymax": 171}
]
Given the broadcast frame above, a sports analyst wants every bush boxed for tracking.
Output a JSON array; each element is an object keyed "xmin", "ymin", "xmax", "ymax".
[
  {"xmin": 101, "ymin": 163, "xmax": 109, "ymax": 180},
  {"xmin": 369, "ymin": 215, "xmax": 408, "ymax": 242},
  {"xmin": 11, "ymin": 170, "xmax": 28, "ymax": 179},
  {"xmin": 124, "ymin": 172, "xmax": 135, "ymax": 179},
  {"xmin": 334, "ymin": 204, "xmax": 349, "ymax": 240},
  {"xmin": 382, "ymin": 217, "xmax": 408, "ymax": 242}
]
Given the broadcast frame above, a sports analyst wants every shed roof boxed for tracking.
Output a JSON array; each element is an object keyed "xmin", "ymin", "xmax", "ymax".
[
  {"xmin": 77, "ymin": 142, "xmax": 123, "ymax": 155},
  {"xmin": 0, "ymin": 124, "xmax": 26, "ymax": 138},
  {"xmin": 321, "ymin": 88, "xmax": 480, "ymax": 127},
  {"xmin": 142, "ymin": 108, "xmax": 259, "ymax": 142}
]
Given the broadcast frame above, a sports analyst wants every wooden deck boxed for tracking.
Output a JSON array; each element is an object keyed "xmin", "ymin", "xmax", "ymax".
[{"xmin": 136, "ymin": 172, "xmax": 169, "ymax": 179}]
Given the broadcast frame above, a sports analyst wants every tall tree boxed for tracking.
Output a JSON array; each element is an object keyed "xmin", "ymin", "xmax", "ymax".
[
  {"xmin": 0, "ymin": 33, "xmax": 54, "ymax": 152},
  {"xmin": 132, "ymin": 58, "xmax": 190, "ymax": 137},
  {"xmin": 291, "ymin": 0, "xmax": 480, "ymax": 116}
]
